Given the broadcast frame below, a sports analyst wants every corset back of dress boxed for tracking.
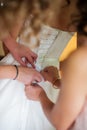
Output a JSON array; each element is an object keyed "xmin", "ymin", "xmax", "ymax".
[{"xmin": 19, "ymin": 24, "xmax": 73, "ymax": 70}]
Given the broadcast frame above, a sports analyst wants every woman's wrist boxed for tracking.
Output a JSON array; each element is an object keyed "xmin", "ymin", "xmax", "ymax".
[
  {"xmin": 2, "ymin": 33, "xmax": 18, "ymax": 52},
  {"xmin": 0, "ymin": 65, "xmax": 19, "ymax": 80}
]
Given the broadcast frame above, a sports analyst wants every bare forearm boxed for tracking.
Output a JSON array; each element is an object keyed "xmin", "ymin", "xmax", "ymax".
[
  {"xmin": 2, "ymin": 17, "xmax": 25, "ymax": 51},
  {"xmin": 39, "ymin": 91, "xmax": 55, "ymax": 126},
  {"xmin": 10, "ymin": 18, "xmax": 25, "ymax": 39},
  {"xmin": 0, "ymin": 65, "xmax": 17, "ymax": 80},
  {"xmin": 2, "ymin": 34, "xmax": 18, "ymax": 52}
]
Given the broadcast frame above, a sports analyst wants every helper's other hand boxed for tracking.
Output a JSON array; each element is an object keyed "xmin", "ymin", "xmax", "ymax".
[
  {"xmin": 40, "ymin": 66, "xmax": 59, "ymax": 84},
  {"xmin": 3, "ymin": 34, "xmax": 37, "ymax": 68},
  {"xmin": 12, "ymin": 43, "xmax": 37, "ymax": 68},
  {"xmin": 25, "ymin": 84, "xmax": 45, "ymax": 101}
]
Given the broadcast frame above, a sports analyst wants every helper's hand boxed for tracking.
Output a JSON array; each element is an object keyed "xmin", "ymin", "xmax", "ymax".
[
  {"xmin": 3, "ymin": 34, "xmax": 37, "ymax": 67},
  {"xmin": 17, "ymin": 66, "xmax": 42, "ymax": 85},
  {"xmin": 25, "ymin": 84, "xmax": 45, "ymax": 101},
  {"xmin": 40, "ymin": 66, "xmax": 59, "ymax": 84},
  {"xmin": 12, "ymin": 43, "xmax": 37, "ymax": 68}
]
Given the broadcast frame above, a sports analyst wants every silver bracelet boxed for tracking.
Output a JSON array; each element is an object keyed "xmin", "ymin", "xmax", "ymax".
[{"xmin": 13, "ymin": 65, "xmax": 18, "ymax": 80}]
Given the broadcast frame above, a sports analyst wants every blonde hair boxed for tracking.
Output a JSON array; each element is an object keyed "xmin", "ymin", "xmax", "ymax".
[{"xmin": 0, "ymin": 0, "xmax": 51, "ymax": 39}]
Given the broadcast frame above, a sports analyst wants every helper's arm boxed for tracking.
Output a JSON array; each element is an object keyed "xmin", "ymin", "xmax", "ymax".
[{"xmin": 25, "ymin": 47, "xmax": 87, "ymax": 130}]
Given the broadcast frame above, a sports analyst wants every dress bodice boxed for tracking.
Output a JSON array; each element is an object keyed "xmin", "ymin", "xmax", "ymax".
[{"xmin": 18, "ymin": 25, "xmax": 73, "ymax": 70}]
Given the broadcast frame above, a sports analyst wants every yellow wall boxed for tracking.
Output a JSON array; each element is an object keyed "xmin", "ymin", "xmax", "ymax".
[
  {"xmin": 0, "ymin": 41, "xmax": 5, "ymax": 56},
  {"xmin": 59, "ymin": 33, "xmax": 77, "ymax": 61}
]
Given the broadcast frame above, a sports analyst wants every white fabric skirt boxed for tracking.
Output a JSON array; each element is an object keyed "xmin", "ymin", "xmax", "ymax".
[{"xmin": 0, "ymin": 54, "xmax": 57, "ymax": 130}]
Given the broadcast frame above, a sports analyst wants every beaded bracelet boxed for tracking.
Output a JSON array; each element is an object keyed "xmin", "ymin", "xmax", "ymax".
[
  {"xmin": 53, "ymin": 78, "xmax": 59, "ymax": 89},
  {"xmin": 13, "ymin": 65, "xmax": 18, "ymax": 80},
  {"xmin": 52, "ymin": 69, "xmax": 61, "ymax": 89},
  {"xmin": 53, "ymin": 78, "xmax": 58, "ymax": 85}
]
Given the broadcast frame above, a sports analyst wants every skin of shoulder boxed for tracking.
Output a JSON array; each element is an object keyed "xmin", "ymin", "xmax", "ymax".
[{"xmin": 61, "ymin": 46, "xmax": 87, "ymax": 73}]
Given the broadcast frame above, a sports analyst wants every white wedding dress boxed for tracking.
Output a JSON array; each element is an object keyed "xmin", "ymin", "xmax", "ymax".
[{"xmin": 0, "ymin": 25, "xmax": 73, "ymax": 130}]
